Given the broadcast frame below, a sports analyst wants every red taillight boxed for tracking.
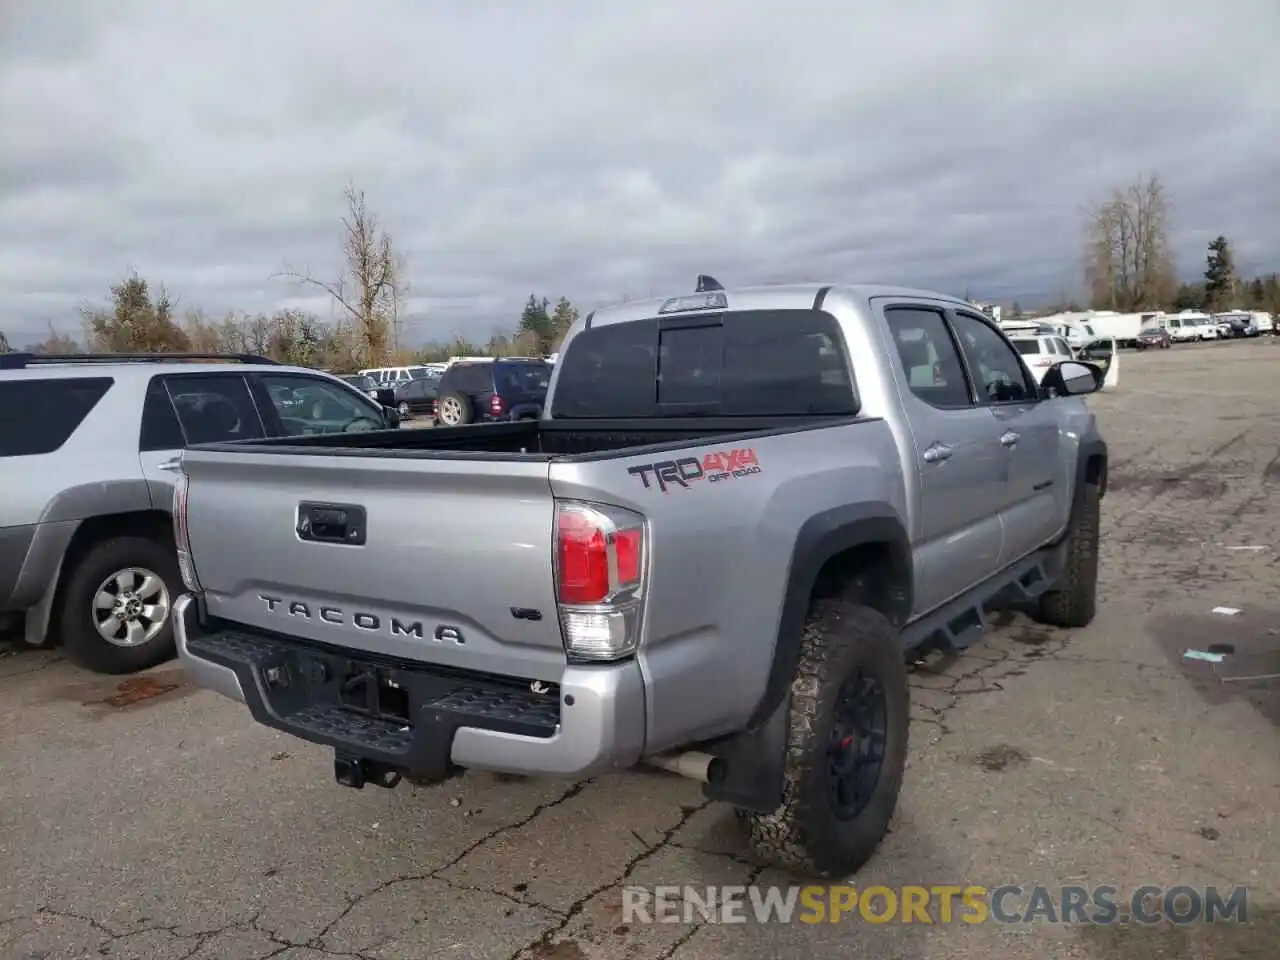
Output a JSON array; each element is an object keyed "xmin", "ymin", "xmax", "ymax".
[
  {"xmin": 614, "ymin": 529, "xmax": 642, "ymax": 583},
  {"xmin": 554, "ymin": 501, "xmax": 647, "ymax": 660},
  {"xmin": 556, "ymin": 511, "xmax": 610, "ymax": 604},
  {"xmin": 490, "ymin": 394, "xmax": 504, "ymax": 416},
  {"xmin": 556, "ymin": 510, "xmax": 643, "ymax": 604}
]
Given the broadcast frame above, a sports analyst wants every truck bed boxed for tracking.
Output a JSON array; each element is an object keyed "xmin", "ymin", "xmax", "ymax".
[
  {"xmin": 194, "ymin": 416, "xmax": 862, "ymax": 460},
  {"xmin": 176, "ymin": 412, "xmax": 874, "ymax": 685}
]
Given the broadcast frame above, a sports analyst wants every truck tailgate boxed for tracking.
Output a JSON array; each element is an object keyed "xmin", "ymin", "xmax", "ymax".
[{"xmin": 178, "ymin": 449, "xmax": 566, "ymax": 681}]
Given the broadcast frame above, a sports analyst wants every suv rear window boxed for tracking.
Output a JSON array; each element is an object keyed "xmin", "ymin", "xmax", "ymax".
[
  {"xmin": 551, "ymin": 309, "xmax": 855, "ymax": 418},
  {"xmin": 0, "ymin": 377, "xmax": 114, "ymax": 456},
  {"xmin": 493, "ymin": 361, "xmax": 551, "ymax": 395},
  {"xmin": 1013, "ymin": 340, "xmax": 1041, "ymax": 355}
]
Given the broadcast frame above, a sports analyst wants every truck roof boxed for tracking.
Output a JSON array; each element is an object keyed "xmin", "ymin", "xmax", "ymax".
[{"xmin": 585, "ymin": 283, "xmax": 970, "ymax": 328}]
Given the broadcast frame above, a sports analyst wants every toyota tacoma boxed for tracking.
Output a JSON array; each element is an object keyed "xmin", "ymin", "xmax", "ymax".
[{"xmin": 172, "ymin": 282, "xmax": 1107, "ymax": 877}]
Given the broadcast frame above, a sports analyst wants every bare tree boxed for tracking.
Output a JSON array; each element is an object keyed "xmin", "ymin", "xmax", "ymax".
[
  {"xmin": 1082, "ymin": 173, "xmax": 1176, "ymax": 311},
  {"xmin": 274, "ymin": 183, "xmax": 407, "ymax": 369},
  {"xmin": 27, "ymin": 321, "xmax": 80, "ymax": 354}
]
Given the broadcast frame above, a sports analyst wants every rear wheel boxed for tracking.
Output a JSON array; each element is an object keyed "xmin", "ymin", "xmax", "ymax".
[
  {"xmin": 736, "ymin": 600, "xmax": 909, "ymax": 878},
  {"xmin": 60, "ymin": 536, "xmax": 180, "ymax": 674},
  {"xmin": 436, "ymin": 391, "xmax": 473, "ymax": 426}
]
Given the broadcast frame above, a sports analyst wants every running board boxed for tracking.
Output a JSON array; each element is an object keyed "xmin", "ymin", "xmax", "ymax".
[{"xmin": 900, "ymin": 549, "xmax": 1060, "ymax": 654}]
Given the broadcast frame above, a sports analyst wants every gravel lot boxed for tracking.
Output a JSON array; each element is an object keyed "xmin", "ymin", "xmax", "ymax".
[{"xmin": 3, "ymin": 339, "xmax": 1279, "ymax": 960}]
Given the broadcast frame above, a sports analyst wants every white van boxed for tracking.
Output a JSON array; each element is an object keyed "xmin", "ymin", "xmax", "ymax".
[
  {"xmin": 359, "ymin": 365, "xmax": 437, "ymax": 385},
  {"xmin": 1158, "ymin": 313, "xmax": 1207, "ymax": 343}
]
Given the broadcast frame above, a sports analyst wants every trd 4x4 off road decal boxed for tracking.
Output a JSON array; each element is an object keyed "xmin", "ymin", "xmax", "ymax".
[{"xmin": 627, "ymin": 448, "xmax": 762, "ymax": 493}]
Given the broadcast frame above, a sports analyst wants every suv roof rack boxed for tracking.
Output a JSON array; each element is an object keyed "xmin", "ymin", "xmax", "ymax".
[{"xmin": 0, "ymin": 352, "xmax": 281, "ymax": 370}]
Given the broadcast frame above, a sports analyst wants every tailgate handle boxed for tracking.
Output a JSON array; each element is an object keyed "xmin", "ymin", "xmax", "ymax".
[{"xmin": 297, "ymin": 502, "xmax": 367, "ymax": 546}]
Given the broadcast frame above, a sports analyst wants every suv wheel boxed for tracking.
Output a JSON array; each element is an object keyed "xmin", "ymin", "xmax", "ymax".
[
  {"xmin": 437, "ymin": 391, "xmax": 473, "ymax": 426},
  {"xmin": 60, "ymin": 536, "xmax": 181, "ymax": 674},
  {"xmin": 736, "ymin": 600, "xmax": 909, "ymax": 878}
]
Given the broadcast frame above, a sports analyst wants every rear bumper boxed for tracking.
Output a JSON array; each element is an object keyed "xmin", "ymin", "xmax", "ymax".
[{"xmin": 173, "ymin": 593, "xmax": 646, "ymax": 777}]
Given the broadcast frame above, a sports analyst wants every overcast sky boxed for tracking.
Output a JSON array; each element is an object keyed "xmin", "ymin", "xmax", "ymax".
[{"xmin": 2, "ymin": 1, "xmax": 1277, "ymax": 346}]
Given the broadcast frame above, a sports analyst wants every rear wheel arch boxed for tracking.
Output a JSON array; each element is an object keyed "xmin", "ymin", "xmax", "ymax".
[
  {"xmin": 701, "ymin": 507, "xmax": 912, "ymax": 834},
  {"xmin": 749, "ymin": 505, "xmax": 912, "ymax": 730},
  {"xmin": 42, "ymin": 510, "xmax": 175, "ymax": 644}
]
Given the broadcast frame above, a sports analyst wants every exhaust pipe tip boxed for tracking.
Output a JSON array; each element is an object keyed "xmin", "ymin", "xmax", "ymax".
[{"xmin": 645, "ymin": 751, "xmax": 727, "ymax": 784}]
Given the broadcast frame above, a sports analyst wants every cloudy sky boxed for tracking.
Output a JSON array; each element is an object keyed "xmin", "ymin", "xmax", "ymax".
[{"xmin": 1, "ymin": 0, "xmax": 1276, "ymax": 347}]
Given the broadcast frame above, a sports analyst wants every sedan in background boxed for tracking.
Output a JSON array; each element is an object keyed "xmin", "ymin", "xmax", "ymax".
[
  {"xmin": 1135, "ymin": 327, "xmax": 1172, "ymax": 349},
  {"xmin": 341, "ymin": 374, "xmax": 396, "ymax": 408},
  {"xmin": 392, "ymin": 373, "xmax": 440, "ymax": 419}
]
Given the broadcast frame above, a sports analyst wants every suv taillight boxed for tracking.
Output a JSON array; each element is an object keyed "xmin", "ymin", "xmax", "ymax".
[
  {"xmin": 490, "ymin": 393, "xmax": 504, "ymax": 416},
  {"xmin": 554, "ymin": 500, "xmax": 646, "ymax": 662},
  {"xmin": 172, "ymin": 470, "xmax": 201, "ymax": 592}
]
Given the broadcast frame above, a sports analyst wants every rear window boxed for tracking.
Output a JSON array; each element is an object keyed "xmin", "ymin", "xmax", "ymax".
[
  {"xmin": 0, "ymin": 377, "xmax": 113, "ymax": 456},
  {"xmin": 1013, "ymin": 340, "xmax": 1041, "ymax": 355},
  {"xmin": 549, "ymin": 309, "xmax": 855, "ymax": 418},
  {"xmin": 494, "ymin": 361, "xmax": 551, "ymax": 395}
]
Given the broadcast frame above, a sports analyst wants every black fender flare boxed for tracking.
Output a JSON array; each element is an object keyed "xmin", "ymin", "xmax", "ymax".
[
  {"xmin": 748, "ymin": 502, "xmax": 912, "ymax": 729},
  {"xmin": 1075, "ymin": 437, "xmax": 1108, "ymax": 509}
]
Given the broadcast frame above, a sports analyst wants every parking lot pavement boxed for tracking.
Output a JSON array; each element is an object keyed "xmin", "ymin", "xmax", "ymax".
[{"xmin": 3, "ymin": 340, "xmax": 1280, "ymax": 960}]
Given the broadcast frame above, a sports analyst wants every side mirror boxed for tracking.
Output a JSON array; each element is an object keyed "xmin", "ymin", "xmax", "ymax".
[
  {"xmin": 382, "ymin": 405, "xmax": 401, "ymax": 428},
  {"xmin": 375, "ymin": 386, "xmax": 396, "ymax": 407},
  {"xmin": 1041, "ymin": 360, "xmax": 1104, "ymax": 398}
]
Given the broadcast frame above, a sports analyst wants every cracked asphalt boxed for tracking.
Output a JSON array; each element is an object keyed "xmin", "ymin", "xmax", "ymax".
[{"xmin": 4, "ymin": 339, "xmax": 1280, "ymax": 960}]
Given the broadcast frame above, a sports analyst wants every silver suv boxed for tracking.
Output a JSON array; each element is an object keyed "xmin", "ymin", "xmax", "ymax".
[{"xmin": 0, "ymin": 352, "xmax": 398, "ymax": 674}]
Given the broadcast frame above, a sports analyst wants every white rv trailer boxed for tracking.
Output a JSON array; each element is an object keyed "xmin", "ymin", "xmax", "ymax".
[{"xmin": 1082, "ymin": 312, "xmax": 1156, "ymax": 346}]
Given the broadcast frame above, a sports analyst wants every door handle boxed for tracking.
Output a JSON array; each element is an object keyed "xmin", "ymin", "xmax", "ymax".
[
  {"xmin": 157, "ymin": 457, "xmax": 183, "ymax": 472},
  {"xmin": 923, "ymin": 442, "xmax": 953, "ymax": 464},
  {"xmin": 1000, "ymin": 431, "xmax": 1020, "ymax": 447}
]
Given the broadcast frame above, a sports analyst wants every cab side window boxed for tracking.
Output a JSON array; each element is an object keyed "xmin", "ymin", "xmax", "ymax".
[
  {"xmin": 162, "ymin": 374, "xmax": 266, "ymax": 445},
  {"xmin": 884, "ymin": 307, "xmax": 971, "ymax": 409},
  {"xmin": 258, "ymin": 375, "xmax": 381, "ymax": 435},
  {"xmin": 950, "ymin": 313, "xmax": 1036, "ymax": 404}
]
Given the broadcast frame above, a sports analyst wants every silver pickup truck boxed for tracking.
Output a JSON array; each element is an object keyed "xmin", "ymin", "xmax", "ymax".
[{"xmin": 174, "ymin": 282, "xmax": 1108, "ymax": 878}]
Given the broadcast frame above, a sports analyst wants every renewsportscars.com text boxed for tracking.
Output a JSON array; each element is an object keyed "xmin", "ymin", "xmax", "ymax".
[{"xmin": 621, "ymin": 884, "xmax": 1249, "ymax": 925}]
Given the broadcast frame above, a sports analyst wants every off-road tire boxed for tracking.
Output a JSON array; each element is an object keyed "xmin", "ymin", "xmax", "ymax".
[
  {"xmin": 736, "ymin": 600, "xmax": 909, "ymax": 878},
  {"xmin": 60, "ymin": 536, "xmax": 181, "ymax": 675},
  {"xmin": 1034, "ymin": 480, "xmax": 1101, "ymax": 628}
]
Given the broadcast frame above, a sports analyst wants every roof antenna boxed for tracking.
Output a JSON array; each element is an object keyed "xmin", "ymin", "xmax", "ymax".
[{"xmin": 696, "ymin": 274, "xmax": 724, "ymax": 292}]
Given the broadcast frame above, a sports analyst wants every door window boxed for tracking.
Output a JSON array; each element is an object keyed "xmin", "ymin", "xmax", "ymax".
[
  {"xmin": 139, "ymin": 377, "xmax": 186, "ymax": 451},
  {"xmin": 258, "ymin": 375, "xmax": 383, "ymax": 435},
  {"xmin": 163, "ymin": 375, "xmax": 266, "ymax": 445},
  {"xmin": 884, "ymin": 308, "xmax": 971, "ymax": 409},
  {"xmin": 950, "ymin": 313, "xmax": 1037, "ymax": 404}
]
